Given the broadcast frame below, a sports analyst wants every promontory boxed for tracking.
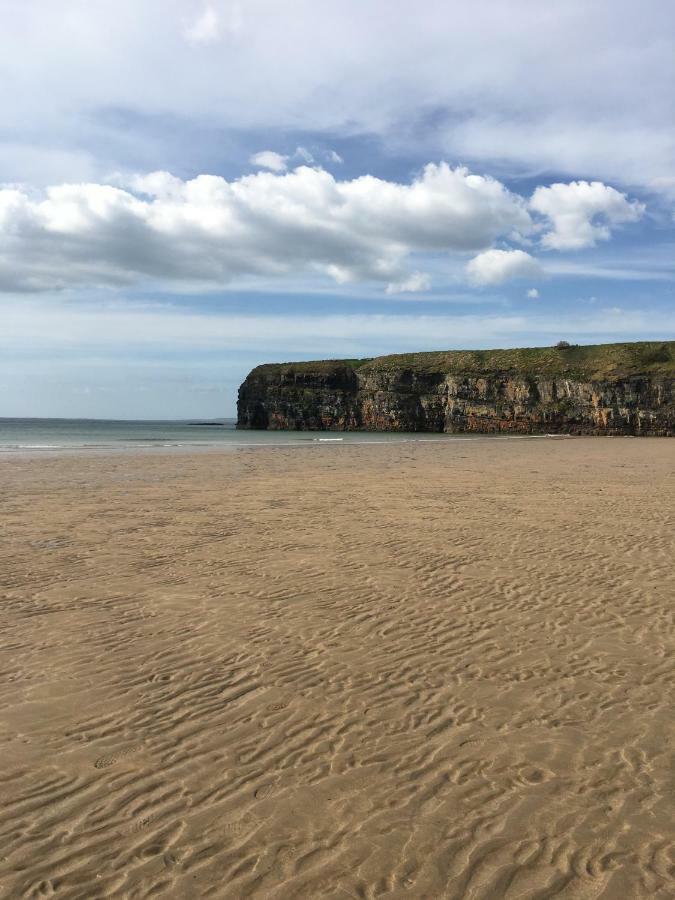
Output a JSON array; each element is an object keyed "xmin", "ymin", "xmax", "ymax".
[{"xmin": 237, "ymin": 340, "xmax": 674, "ymax": 435}]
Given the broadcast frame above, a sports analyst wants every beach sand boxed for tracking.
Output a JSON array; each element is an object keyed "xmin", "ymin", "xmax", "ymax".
[{"xmin": 0, "ymin": 437, "xmax": 673, "ymax": 899}]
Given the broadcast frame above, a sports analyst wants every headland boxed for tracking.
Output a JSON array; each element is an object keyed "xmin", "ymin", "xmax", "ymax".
[{"xmin": 238, "ymin": 340, "xmax": 675, "ymax": 434}]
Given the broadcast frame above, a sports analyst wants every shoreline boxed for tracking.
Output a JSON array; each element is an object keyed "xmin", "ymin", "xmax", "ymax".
[{"xmin": 0, "ymin": 431, "xmax": 638, "ymax": 460}]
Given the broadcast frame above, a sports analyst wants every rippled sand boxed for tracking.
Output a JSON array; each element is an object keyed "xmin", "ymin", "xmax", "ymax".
[{"xmin": 1, "ymin": 438, "xmax": 673, "ymax": 899}]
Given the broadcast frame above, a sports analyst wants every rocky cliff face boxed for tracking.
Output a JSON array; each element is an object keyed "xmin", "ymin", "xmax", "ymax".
[
  {"xmin": 238, "ymin": 362, "xmax": 362, "ymax": 431},
  {"xmin": 237, "ymin": 342, "xmax": 675, "ymax": 435}
]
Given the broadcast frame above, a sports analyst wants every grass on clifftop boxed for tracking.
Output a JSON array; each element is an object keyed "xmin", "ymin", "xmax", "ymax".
[
  {"xmin": 252, "ymin": 358, "xmax": 372, "ymax": 377},
  {"xmin": 362, "ymin": 341, "xmax": 675, "ymax": 379},
  {"xmin": 251, "ymin": 341, "xmax": 674, "ymax": 381}
]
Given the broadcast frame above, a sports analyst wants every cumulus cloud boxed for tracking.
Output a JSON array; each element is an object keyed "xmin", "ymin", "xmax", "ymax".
[
  {"xmin": 526, "ymin": 288, "xmax": 539, "ymax": 299},
  {"xmin": 250, "ymin": 148, "xmax": 318, "ymax": 171},
  {"xmin": 0, "ymin": 163, "xmax": 648, "ymax": 295},
  {"xmin": 0, "ymin": 163, "xmax": 535, "ymax": 293},
  {"xmin": 466, "ymin": 249, "xmax": 543, "ymax": 286},
  {"xmin": 249, "ymin": 150, "xmax": 288, "ymax": 172},
  {"xmin": 531, "ymin": 181, "xmax": 645, "ymax": 250},
  {"xmin": 385, "ymin": 272, "xmax": 431, "ymax": 294}
]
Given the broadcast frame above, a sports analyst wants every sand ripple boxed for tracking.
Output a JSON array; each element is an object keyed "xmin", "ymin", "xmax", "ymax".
[{"xmin": 0, "ymin": 439, "xmax": 673, "ymax": 898}]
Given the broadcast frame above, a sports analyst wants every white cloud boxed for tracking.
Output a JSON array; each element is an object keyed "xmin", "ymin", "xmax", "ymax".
[
  {"xmin": 0, "ymin": 2, "xmax": 673, "ymax": 192},
  {"xmin": 385, "ymin": 272, "xmax": 431, "ymax": 294},
  {"xmin": 446, "ymin": 116, "xmax": 675, "ymax": 194},
  {"xmin": 0, "ymin": 163, "xmax": 535, "ymax": 293},
  {"xmin": 526, "ymin": 288, "xmax": 539, "ymax": 299},
  {"xmin": 327, "ymin": 150, "xmax": 344, "ymax": 164},
  {"xmin": 531, "ymin": 181, "xmax": 645, "ymax": 250},
  {"xmin": 294, "ymin": 146, "xmax": 314, "ymax": 164},
  {"xmin": 250, "ymin": 148, "xmax": 316, "ymax": 173},
  {"xmin": 249, "ymin": 150, "xmax": 289, "ymax": 172},
  {"xmin": 466, "ymin": 249, "xmax": 543, "ymax": 286},
  {"xmin": 544, "ymin": 259, "xmax": 674, "ymax": 281},
  {"xmin": 184, "ymin": 5, "xmax": 221, "ymax": 45}
]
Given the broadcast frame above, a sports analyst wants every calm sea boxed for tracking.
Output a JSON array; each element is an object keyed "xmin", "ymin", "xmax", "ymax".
[{"xmin": 0, "ymin": 418, "xmax": 501, "ymax": 454}]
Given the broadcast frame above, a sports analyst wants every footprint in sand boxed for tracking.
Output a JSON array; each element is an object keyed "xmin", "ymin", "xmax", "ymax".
[
  {"xmin": 28, "ymin": 879, "xmax": 61, "ymax": 898},
  {"xmin": 255, "ymin": 782, "xmax": 279, "ymax": 800},
  {"xmin": 223, "ymin": 821, "xmax": 252, "ymax": 835},
  {"xmin": 276, "ymin": 844, "xmax": 297, "ymax": 869},
  {"xmin": 163, "ymin": 850, "xmax": 182, "ymax": 869},
  {"xmin": 459, "ymin": 736, "xmax": 493, "ymax": 748},
  {"xmin": 513, "ymin": 765, "xmax": 550, "ymax": 786},
  {"xmin": 94, "ymin": 743, "xmax": 142, "ymax": 769},
  {"xmin": 126, "ymin": 815, "xmax": 155, "ymax": 835}
]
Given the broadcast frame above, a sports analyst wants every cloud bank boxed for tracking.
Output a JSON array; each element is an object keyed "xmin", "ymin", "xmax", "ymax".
[
  {"xmin": 0, "ymin": 164, "xmax": 642, "ymax": 294},
  {"xmin": 1, "ymin": 2, "xmax": 673, "ymax": 194},
  {"xmin": 4, "ymin": 298, "xmax": 673, "ymax": 356}
]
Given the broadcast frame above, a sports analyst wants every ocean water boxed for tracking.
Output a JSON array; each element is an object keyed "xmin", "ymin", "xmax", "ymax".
[{"xmin": 0, "ymin": 418, "xmax": 504, "ymax": 454}]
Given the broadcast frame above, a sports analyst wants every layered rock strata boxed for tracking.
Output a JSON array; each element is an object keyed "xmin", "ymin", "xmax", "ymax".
[{"xmin": 237, "ymin": 342, "xmax": 675, "ymax": 435}]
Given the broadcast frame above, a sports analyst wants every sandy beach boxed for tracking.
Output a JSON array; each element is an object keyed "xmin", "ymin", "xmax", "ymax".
[{"xmin": 1, "ymin": 437, "xmax": 673, "ymax": 899}]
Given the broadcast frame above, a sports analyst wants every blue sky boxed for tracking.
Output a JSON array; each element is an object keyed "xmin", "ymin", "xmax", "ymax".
[{"xmin": 1, "ymin": 1, "xmax": 674, "ymax": 418}]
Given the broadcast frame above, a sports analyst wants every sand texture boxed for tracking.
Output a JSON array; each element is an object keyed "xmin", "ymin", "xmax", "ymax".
[{"xmin": 0, "ymin": 438, "xmax": 673, "ymax": 899}]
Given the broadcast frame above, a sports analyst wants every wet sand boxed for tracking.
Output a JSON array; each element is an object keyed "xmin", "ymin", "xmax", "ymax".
[{"xmin": 1, "ymin": 438, "xmax": 673, "ymax": 899}]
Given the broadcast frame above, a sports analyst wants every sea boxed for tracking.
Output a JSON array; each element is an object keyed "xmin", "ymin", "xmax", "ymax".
[{"xmin": 0, "ymin": 418, "xmax": 515, "ymax": 455}]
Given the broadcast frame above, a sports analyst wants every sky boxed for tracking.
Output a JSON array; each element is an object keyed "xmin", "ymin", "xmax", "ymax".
[{"xmin": 1, "ymin": 0, "xmax": 674, "ymax": 419}]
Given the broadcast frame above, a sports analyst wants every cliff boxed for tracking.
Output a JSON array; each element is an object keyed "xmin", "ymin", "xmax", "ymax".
[{"xmin": 237, "ymin": 341, "xmax": 675, "ymax": 435}]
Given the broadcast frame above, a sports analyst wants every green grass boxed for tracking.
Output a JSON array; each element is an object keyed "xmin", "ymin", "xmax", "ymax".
[
  {"xmin": 250, "ymin": 358, "xmax": 372, "ymax": 377},
  {"xmin": 249, "ymin": 341, "xmax": 674, "ymax": 381}
]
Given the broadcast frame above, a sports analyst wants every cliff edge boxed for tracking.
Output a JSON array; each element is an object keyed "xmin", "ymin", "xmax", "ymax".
[{"xmin": 237, "ymin": 341, "xmax": 675, "ymax": 435}]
